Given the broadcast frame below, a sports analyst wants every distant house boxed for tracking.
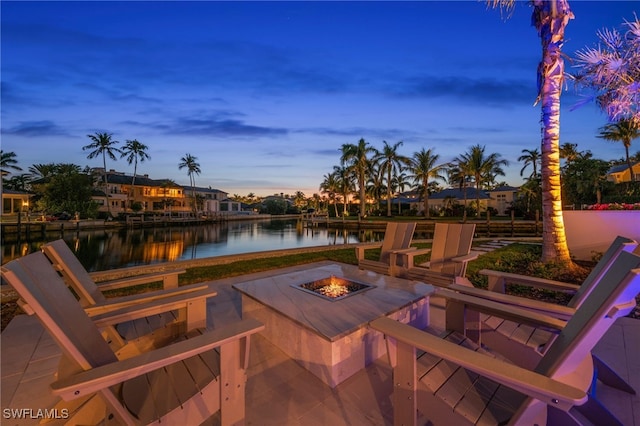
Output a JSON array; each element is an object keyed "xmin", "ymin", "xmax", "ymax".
[
  {"xmin": 485, "ymin": 185, "xmax": 519, "ymax": 215},
  {"xmin": 92, "ymin": 170, "xmax": 186, "ymax": 215},
  {"xmin": 90, "ymin": 169, "xmax": 235, "ymax": 216},
  {"xmin": 1, "ymin": 189, "xmax": 31, "ymax": 217},
  {"xmin": 400, "ymin": 185, "xmax": 518, "ymax": 216},
  {"xmin": 606, "ymin": 162, "xmax": 640, "ymax": 183}
]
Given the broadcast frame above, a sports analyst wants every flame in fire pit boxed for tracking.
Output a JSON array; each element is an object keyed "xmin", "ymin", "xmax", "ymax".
[{"xmin": 294, "ymin": 275, "xmax": 373, "ymax": 301}]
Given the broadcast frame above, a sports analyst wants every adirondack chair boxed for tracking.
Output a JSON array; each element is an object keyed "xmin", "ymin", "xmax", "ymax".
[
  {"xmin": 447, "ymin": 236, "xmax": 638, "ymax": 395},
  {"xmin": 398, "ymin": 223, "xmax": 479, "ymax": 286},
  {"xmin": 356, "ymin": 222, "xmax": 417, "ymax": 276},
  {"xmin": 42, "ymin": 239, "xmax": 209, "ymax": 346},
  {"xmin": 1, "ymin": 251, "xmax": 264, "ymax": 426},
  {"xmin": 371, "ymin": 249, "xmax": 640, "ymax": 426}
]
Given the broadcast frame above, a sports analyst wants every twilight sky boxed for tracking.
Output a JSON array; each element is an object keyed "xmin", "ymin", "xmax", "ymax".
[{"xmin": 1, "ymin": 1, "xmax": 638, "ymax": 197}]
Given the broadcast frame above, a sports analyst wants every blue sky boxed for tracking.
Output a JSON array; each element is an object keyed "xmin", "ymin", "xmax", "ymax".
[{"xmin": 1, "ymin": 1, "xmax": 638, "ymax": 197}]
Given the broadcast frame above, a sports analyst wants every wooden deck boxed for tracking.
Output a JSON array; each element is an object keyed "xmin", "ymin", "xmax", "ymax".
[{"xmin": 2, "ymin": 266, "xmax": 639, "ymax": 425}]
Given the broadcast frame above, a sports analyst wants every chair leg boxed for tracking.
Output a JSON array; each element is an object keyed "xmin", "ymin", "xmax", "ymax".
[{"xmin": 592, "ymin": 354, "xmax": 636, "ymax": 394}]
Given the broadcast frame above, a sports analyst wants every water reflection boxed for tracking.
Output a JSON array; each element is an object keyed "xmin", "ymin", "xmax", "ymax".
[{"xmin": 1, "ymin": 219, "xmax": 401, "ymax": 272}]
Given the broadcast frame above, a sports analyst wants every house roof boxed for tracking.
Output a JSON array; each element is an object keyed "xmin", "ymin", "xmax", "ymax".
[
  {"xmin": 2, "ymin": 189, "xmax": 31, "ymax": 195},
  {"xmin": 191, "ymin": 186, "xmax": 226, "ymax": 194},
  {"xmin": 429, "ymin": 187, "xmax": 492, "ymax": 200},
  {"xmin": 607, "ymin": 162, "xmax": 640, "ymax": 174},
  {"xmin": 105, "ymin": 173, "xmax": 182, "ymax": 188}
]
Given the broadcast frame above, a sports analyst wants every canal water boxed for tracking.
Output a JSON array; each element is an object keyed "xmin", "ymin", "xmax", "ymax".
[{"xmin": 1, "ymin": 219, "xmax": 393, "ymax": 272}]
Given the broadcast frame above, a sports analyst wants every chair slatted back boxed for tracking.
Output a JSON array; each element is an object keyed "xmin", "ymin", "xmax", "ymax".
[
  {"xmin": 378, "ymin": 222, "xmax": 416, "ymax": 264},
  {"xmin": 429, "ymin": 223, "xmax": 476, "ymax": 275},
  {"xmin": 536, "ymin": 250, "xmax": 640, "ymax": 381},
  {"xmin": 2, "ymin": 252, "xmax": 118, "ymax": 371},
  {"xmin": 42, "ymin": 239, "xmax": 107, "ymax": 307}
]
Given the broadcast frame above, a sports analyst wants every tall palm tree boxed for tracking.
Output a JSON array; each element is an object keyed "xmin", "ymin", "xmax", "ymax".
[
  {"xmin": 518, "ymin": 148, "xmax": 541, "ymax": 179},
  {"xmin": 178, "ymin": 153, "xmax": 201, "ymax": 214},
  {"xmin": 121, "ymin": 139, "xmax": 151, "ymax": 208},
  {"xmin": 391, "ymin": 171, "xmax": 409, "ymax": 215},
  {"xmin": 489, "ymin": 0, "xmax": 574, "ymax": 265},
  {"xmin": 366, "ymin": 161, "xmax": 385, "ymax": 213},
  {"xmin": 333, "ymin": 165, "xmax": 354, "ymax": 216},
  {"xmin": 319, "ymin": 172, "xmax": 340, "ymax": 217},
  {"xmin": 448, "ymin": 159, "xmax": 471, "ymax": 221},
  {"xmin": 83, "ymin": 132, "xmax": 121, "ymax": 217},
  {"xmin": 458, "ymin": 145, "xmax": 508, "ymax": 217},
  {"xmin": 406, "ymin": 148, "xmax": 446, "ymax": 219},
  {"xmin": 597, "ymin": 119, "xmax": 640, "ymax": 182},
  {"xmin": 340, "ymin": 138, "xmax": 376, "ymax": 218},
  {"xmin": 375, "ymin": 141, "xmax": 410, "ymax": 216}
]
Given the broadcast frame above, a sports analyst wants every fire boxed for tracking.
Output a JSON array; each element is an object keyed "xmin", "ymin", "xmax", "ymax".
[{"xmin": 318, "ymin": 283, "xmax": 350, "ymax": 298}]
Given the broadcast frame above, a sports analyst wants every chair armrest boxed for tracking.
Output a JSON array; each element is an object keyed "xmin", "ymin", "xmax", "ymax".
[
  {"xmin": 452, "ymin": 251, "xmax": 481, "ymax": 263},
  {"xmin": 86, "ymin": 287, "xmax": 216, "ymax": 325},
  {"xmin": 92, "ymin": 282, "xmax": 210, "ymax": 311},
  {"xmin": 398, "ymin": 248, "xmax": 432, "ymax": 269},
  {"xmin": 479, "ymin": 269, "xmax": 580, "ymax": 294},
  {"xmin": 50, "ymin": 318, "xmax": 265, "ymax": 400},
  {"xmin": 448, "ymin": 283, "xmax": 576, "ymax": 320},
  {"xmin": 434, "ymin": 288, "xmax": 567, "ymax": 331},
  {"xmin": 355, "ymin": 242, "xmax": 383, "ymax": 261},
  {"xmin": 93, "ymin": 269, "xmax": 187, "ymax": 292},
  {"xmin": 370, "ymin": 317, "xmax": 586, "ymax": 410}
]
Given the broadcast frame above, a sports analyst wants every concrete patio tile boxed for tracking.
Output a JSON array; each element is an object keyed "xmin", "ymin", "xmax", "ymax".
[
  {"xmin": 1, "ymin": 316, "xmax": 44, "ymax": 377},
  {"xmin": 1, "ymin": 373, "xmax": 22, "ymax": 408},
  {"xmin": 246, "ymin": 397, "xmax": 303, "ymax": 426}
]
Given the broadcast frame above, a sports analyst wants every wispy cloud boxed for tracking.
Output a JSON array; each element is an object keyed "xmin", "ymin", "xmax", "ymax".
[
  {"xmin": 2, "ymin": 120, "xmax": 70, "ymax": 137},
  {"xmin": 162, "ymin": 114, "xmax": 288, "ymax": 138},
  {"xmin": 390, "ymin": 75, "xmax": 536, "ymax": 106}
]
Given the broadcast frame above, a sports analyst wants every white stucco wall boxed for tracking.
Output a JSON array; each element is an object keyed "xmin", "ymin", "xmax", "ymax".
[{"xmin": 563, "ymin": 210, "xmax": 640, "ymax": 260}]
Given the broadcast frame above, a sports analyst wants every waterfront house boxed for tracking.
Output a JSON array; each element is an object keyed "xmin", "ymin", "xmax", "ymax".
[{"xmin": 607, "ymin": 162, "xmax": 640, "ymax": 183}]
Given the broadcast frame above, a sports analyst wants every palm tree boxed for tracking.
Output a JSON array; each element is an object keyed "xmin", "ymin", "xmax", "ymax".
[
  {"xmin": 319, "ymin": 172, "xmax": 340, "ymax": 217},
  {"xmin": 597, "ymin": 119, "xmax": 640, "ymax": 182},
  {"xmin": 406, "ymin": 148, "xmax": 446, "ymax": 219},
  {"xmin": 559, "ymin": 142, "xmax": 580, "ymax": 165},
  {"xmin": 28, "ymin": 163, "xmax": 57, "ymax": 180},
  {"xmin": 448, "ymin": 159, "xmax": 471, "ymax": 221},
  {"xmin": 178, "ymin": 153, "xmax": 201, "ymax": 214},
  {"xmin": 518, "ymin": 148, "xmax": 541, "ymax": 179},
  {"xmin": 1, "ymin": 151, "xmax": 22, "ymax": 178},
  {"xmin": 391, "ymin": 171, "xmax": 409, "ymax": 215},
  {"xmin": 121, "ymin": 139, "xmax": 151, "ymax": 208},
  {"xmin": 489, "ymin": 0, "xmax": 574, "ymax": 265},
  {"xmin": 366, "ymin": 161, "xmax": 385, "ymax": 213},
  {"xmin": 375, "ymin": 141, "xmax": 410, "ymax": 216},
  {"xmin": 333, "ymin": 165, "xmax": 354, "ymax": 216},
  {"xmin": 458, "ymin": 145, "xmax": 508, "ymax": 217},
  {"xmin": 83, "ymin": 132, "xmax": 121, "ymax": 217},
  {"xmin": 572, "ymin": 17, "xmax": 640, "ymax": 126},
  {"xmin": 340, "ymin": 138, "xmax": 376, "ymax": 218}
]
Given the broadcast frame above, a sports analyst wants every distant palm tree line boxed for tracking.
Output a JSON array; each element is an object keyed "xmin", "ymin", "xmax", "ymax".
[{"xmin": 321, "ymin": 139, "xmax": 510, "ymax": 218}]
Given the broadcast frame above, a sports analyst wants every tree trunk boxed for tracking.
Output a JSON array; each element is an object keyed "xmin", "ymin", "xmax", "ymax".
[
  {"xmin": 625, "ymin": 144, "xmax": 635, "ymax": 182},
  {"xmin": 537, "ymin": 0, "xmax": 573, "ymax": 264},
  {"xmin": 423, "ymin": 178, "xmax": 430, "ymax": 218},
  {"xmin": 103, "ymin": 155, "xmax": 112, "ymax": 217}
]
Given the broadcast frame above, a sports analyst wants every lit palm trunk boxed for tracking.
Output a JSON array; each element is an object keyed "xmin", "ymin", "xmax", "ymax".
[{"xmin": 536, "ymin": 0, "xmax": 573, "ymax": 263}]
